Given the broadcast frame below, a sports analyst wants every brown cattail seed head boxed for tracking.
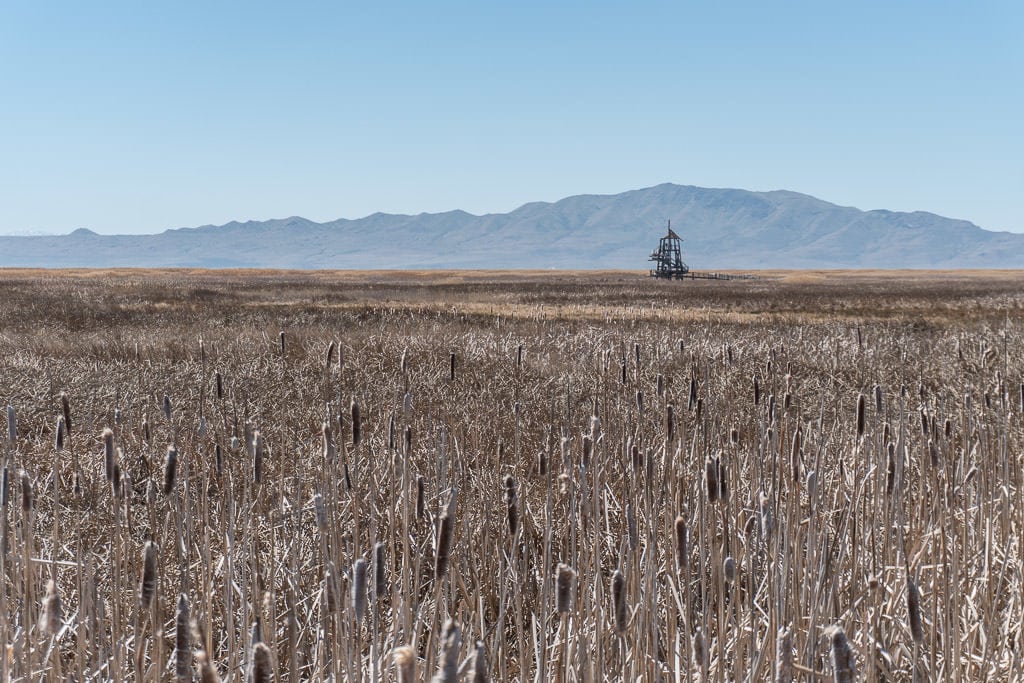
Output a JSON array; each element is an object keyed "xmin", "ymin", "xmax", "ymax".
[
  {"xmin": 692, "ymin": 628, "xmax": 707, "ymax": 668},
  {"xmin": 350, "ymin": 400, "xmax": 361, "ymax": 446},
  {"xmin": 140, "ymin": 541, "xmax": 158, "ymax": 609},
  {"xmin": 393, "ymin": 645, "xmax": 416, "ymax": 683},
  {"xmin": 321, "ymin": 422, "xmax": 335, "ymax": 464},
  {"xmin": 674, "ymin": 515, "xmax": 688, "ymax": 570},
  {"xmin": 416, "ymin": 475, "xmax": 425, "ymax": 519},
  {"xmin": 197, "ymin": 650, "xmax": 221, "ymax": 683},
  {"xmin": 163, "ymin": 393, "xmax": 173, "ymax": 422},
  {"xmin": 163, "ymin": 446, "xmax": 178, "ymax": 496},
  {"xmin": 352, "ymin": 558, "xmax": 368, "ymax": 622},
  {"xmin": 103, "ymin": 427, "xmax": 115, "ymax": 482},
  {"xmin": 252, "ymin": 431, "xmax": 264, "ymax": 484},
  {"xmin": 249, "ymin": 641, "xmax": 273, "ymax": 683},
  {"xmin": 555, "ymin": 563, "xmax": 576, "ymax": 613},
  {"xmin": 723, "ymin": 556, "xmax": 736, "ymax": 582},
  {"xmin": 775, "ymin": 625, "xmax": 793, "ymax": 683},
  {"xmin": 215, "ymin": 371, "xmax": 223, "ymax": 400},
  {"xmin": 503, "ymin": 475, "xmax": 518, "ymax": 538},
  {"xmin": 175, "ymin": 594, "xmax": 191, "ymax": 681},
  {"xmin": 907, "ymin": 575, "xmax": 924, "ymax": 643},
  {"xmin": 856, "ymin": 393, "xmax": 866, "ymax": 437},
  {"xmin": 471, "ymin": 640, "xmax": 488, "ymax": 683},
  {"xmin": 705, "ymin": 456, "xmax": 719, "ymax": 504},
  {"xmin": 829, "ymin": 626, "xmax": 855, "ymax": 683},
  {"xmin": 435, "ymin": 505, "xmax": 454, "ymax": 580},
  {"xmin": 373, "ymin": 542, "xmax": 387, "ymax": 601},
  {"xmin": 433, "ymin": 619, "xmax": 461, "ymax": 683},
  {"xmin": 21, "ymin": 470, "xmax": 33, "ymax": 512},
  {"xmin": 60, "ymin": 392, "xmax": 73, "ymax": 436},
  {"xmin": 611, "ymin": 569, "xmax": 627, "ymax": 635},
  {"xmin": 43, "ymin": 579, "xmax": 63, "ymax": 636},
  {"xmin": 5, "ymin": 405, "xmax": 15, "ymax": 444},
  {"xmin": 55, "ymin": 416, "xmax": 65, "ymax": 451}
]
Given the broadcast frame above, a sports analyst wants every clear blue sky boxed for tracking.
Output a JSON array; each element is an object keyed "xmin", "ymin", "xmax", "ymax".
[{"xmin": 1, "ymin": 1, "xmax": 1021, "ymax": 235}]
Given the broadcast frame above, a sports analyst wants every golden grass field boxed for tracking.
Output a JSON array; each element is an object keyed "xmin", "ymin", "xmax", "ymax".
[{"xmin": 1, "ymin": 268, "xmax": 1023, "ymax": 682}]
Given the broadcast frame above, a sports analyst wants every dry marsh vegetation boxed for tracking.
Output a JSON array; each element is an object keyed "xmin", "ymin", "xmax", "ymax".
[{"xmin": 1, "ymin": 268, "xmax": 1023, "ymax": 681}]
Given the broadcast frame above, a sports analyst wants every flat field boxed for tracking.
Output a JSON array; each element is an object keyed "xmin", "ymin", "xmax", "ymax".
[{"xmin": 1, "ymin": 269, "xmax": 1023, "ymax": 681}]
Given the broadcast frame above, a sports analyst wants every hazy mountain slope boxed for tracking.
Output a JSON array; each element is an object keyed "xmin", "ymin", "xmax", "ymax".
[{"xmin": 2, "ymin": 184, "xmax": 1021, "ymax": 268}]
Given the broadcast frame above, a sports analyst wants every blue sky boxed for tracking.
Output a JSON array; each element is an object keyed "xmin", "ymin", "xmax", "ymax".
[{"xmin": 1, "ymin": 1, "xmax": 1021, "ymax": 235}]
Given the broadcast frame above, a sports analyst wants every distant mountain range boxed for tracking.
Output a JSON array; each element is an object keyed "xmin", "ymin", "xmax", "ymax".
[{"xmin": 2, "ymin": 184, "xmax": 1022, "ymax": 269}]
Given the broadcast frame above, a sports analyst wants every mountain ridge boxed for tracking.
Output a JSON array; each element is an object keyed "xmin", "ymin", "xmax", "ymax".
[{"xmin": 2, "ymin": 184, "xmax": 1021, "ymax": 269}]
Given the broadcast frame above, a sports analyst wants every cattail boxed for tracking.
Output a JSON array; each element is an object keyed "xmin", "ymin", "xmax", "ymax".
[
  {"xmin": 252, "ymin": 431, "xmax": 264, "ymax": 484},
  {"xmin": 620, "ymin": 361, "xmax": 627, "ymax": 384},
  {"xmin": 723, "ymin": 555, "xmax": 736, "ymax": 582},
  {"xmin": 516, "ymin": 344, "xmax": 523, "ymax": 368},
  {"xmin": 449, "ymin": 352, "xmax": 456, "ymax": 381},
  {"xmin": 43, "ymin": 578, "xmax": 62, "ymax": 636},
  {"xmin": 688, "ymin": 377, "xmax": 698, "ymax": 410},
  {"xmin": 215, "ymin": 443, "xmax": 223, "ymax": 477},
  {"xmin": 666, "ymin": 404, "xmax": 674, "ymax": 443},
  {"xmin": 164, "ymin": 446, "xmax": 178, "ymax": 495},
  {"xmin": 175, "ymin": 594, "xmax": 192, "ymax": 681},
  {"xmin": 60, "ymin": 392, "xmax": 72, "ymax": 436},
  {"xmin": 874, "ymin": 384, "xmax": 883, "ymax": 413},
  {"xmin": 215, "ymin": 371, "xmax": 223, "ymax": 400},
  {"xmin": 1020, "ymin": 382, "xmax": 1023, "ymax": 414},
  {"xmin": 435, "ymin": 501, "xmax": 454, "ymax": 580},
  {"xmin": 55, "ymin": 416, "xmax": 65, "ymax": 451},
  {"xmin": 313, "ymin": 493, "xmax": 327, "ymax": 533},
  {"xmin": 886, "ymin": 442, "xmax": 896, "ymax": 496},
  {"xmin": 249, "ymin": 641, "xmax": 273, "ymax": 683},
  {"xmin": 388, "ymin": 414, "xmax": 395, "ymax": 450},
  {"xmin": 907, "ymin": 575, "xmax": 924, "ymax": 643},
  {"xmin": 103, "ymin": 428, "xmax": 115, "ymax": 482},
  {"xmin": 416, "ymin": 475, "xmax": 425, "ymax": 519},
  {"xmin": 278, "ymin": 330, "xmax": 286, "ymax": 355},
  {"xmin": 611, "ymin": 569, "xmax": 627, "ymax": 635},
  {"xmin": 352, "ymin": 558, "xmax": 368, "ymax": 622},
  {"xmin": 325, "ymin": 340, "xmax": 336, "ymax": 370},
  {"xmin": 322, "ymin": 422, "xmax": 335, "ymax": 464},
  {"xmin": 674, "ymin": 515, "xmax": 688, "ymax": 570},
  {"xmin": 635, "ymin": 390, "xmax": 644, "ymax": 414},
  {"xmin": 753, "ymin": 375, "xmax": 760, "ymax": 406},
  {"xmin": 163, "ymin": 393, "xmax": 173, "ymax": 422},
  {"xmin": 555, "ymin": 563, "xmax": 576, "ymax": 613},
  {"xmin": 21, "ymin": 470, "xmax": 32, "ymax": 512},
  {"xmin": 404, "ymin": 424, "xmax": 413, "ymax": 454},
  {"xmin": 143, "ymin": 419, "xmax": 152, "ymax": 445},
  {"xmin": 197, "ymin": 650, "xmax": 221, "ymax": 683},
  {"xmin": 791, "ymin": 424, "xmax": 802, "ymax": 482},
  {"xmin": 140, "ymin": 541, "xmax": 157, "ymax": 609},
  {"xmin": 393, "ymin": 645, "xmax": 416, "ymax": 683},
  {"xmin": 718, "ymin": 460, "xmax": 728, "ymax": 502},
  {"xmin": 920, "ymin": 408, "xmax": 929, "ymax": 437},
  {"xmin": 503, "ymin": 475, "xmax": 518, "ymax": 538},
  {"xmin": 775, "ymin": 625, "xmax": 793, "ymax": 683},
  {"xmin": 373, "ymin": 542, "xmax": 387, "ymax": 601},
  {"xmin": 432, "ymin": 619, "xmax": 461, "ymax": 683},
  {"xmin": 656, "ymin": 373, "xmax": 664, "ymax": 397},
  {"xmin": 5, "ymin": 405, "xmax": 14, "ymax": 443},
  {"xmin": 1, "ymin": 467, "xmax": 7, "ymax": 507},
  {"xmin": 829, "ymin": 626, "xmax": 855, "ymax": 683},
  {"xmin": 471, "ymin": 640, "xmax": 488, "ymax": 683},
  {"xmin": 348, "ymin": 399, "xmax": 361, "ymax": 446},
  {"xmin": 760, "ymin": 491, "xmax": 773, "ymax": 538},
  {"xmin": 705, "ymin": 455, "xmax": 719, "ymax": 504},
  {"xmin": 692, "ymin": 627, "xmax": 707, "ymax": 669},
  {"xmin": 856, "ymin": 394, "xmax": 865, "ymax": 437}
]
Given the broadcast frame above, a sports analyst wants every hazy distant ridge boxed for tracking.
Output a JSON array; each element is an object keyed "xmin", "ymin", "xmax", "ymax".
[{"xmin": 2, "ymin": 184, "xmax": 1021, "ymax": 268}]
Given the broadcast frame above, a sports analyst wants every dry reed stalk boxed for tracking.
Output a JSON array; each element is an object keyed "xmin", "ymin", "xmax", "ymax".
[{"xmin": 252, "ymin": 430, "xmax": 264, "ymax": 484}]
